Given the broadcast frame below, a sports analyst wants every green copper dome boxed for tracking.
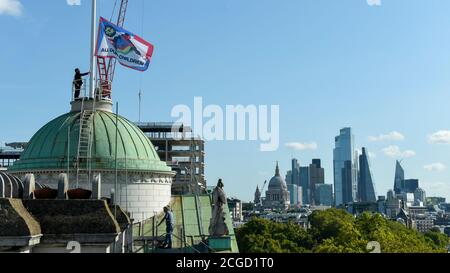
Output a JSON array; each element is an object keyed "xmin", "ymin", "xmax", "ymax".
[{"xmin": 9, "ymin": 110, "xmax": 171, "ymax": 173}]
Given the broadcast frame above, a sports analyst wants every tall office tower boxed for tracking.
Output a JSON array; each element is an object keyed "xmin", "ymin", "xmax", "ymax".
[
  {"xmin": 377, "ymin": 196, "xmax": 386, "ymax": 214},
  {"xmin": 333, "ymin": 128, "xmax": 357, "ymax": 206},
  {"xmin": 387, "ymin": 190, "xmax": 395, "ymax": 200},
  {"xmin": 358, "ymin": 147, "xmax": 377, "ymax": 202},
  {"xmin": 285, "ymin": 170, "xmax": 293, "ymax": 185},
  {"xmin": 291, "ymin": 158, "xmax": 300, "ymax": 186},
  {"xmin": 315, "ymin": 184, "xmax": 333, "ymax": 206},
  {"xmin": 386, "ymin": 191, "xmax": 402, "ymax": 218},
  {"xmin": 354, "ymin": 150, "xmax": 360, "ymax": 199},
  {"xmin": 394, "ymin": 160, "xmax": 404, "ymax": 195},
  {"xmin": 309, "ymin": 159, "xmax": 325, "ymax": 205},
  {"xmin": 287, "ymin": 183, "xmax": 303, "ymax": 208},
  {"xmin": 403, "ymin": 179, "xmax": 419, "ymax": 193},
  {"xmin": 312, "ymin": 159, "xmax": 322, "ymax": 168},
  {"xmin": 414, "ymin": 187, "xmax": 426, "ymax": 206},
  {"xmin": 300, "ymin": 166, "xmax": 310, "ymax": 204}
]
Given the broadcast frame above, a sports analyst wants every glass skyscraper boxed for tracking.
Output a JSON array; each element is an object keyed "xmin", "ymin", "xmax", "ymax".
[
  {"xmin": 315, "ymin": 184, "xmax": 333, "ymax": 206},
  {"xmin": 287, "ymin": 183, "xmax": 303, "ymax": 207},
  {"xmin": 291, "ymin": 158, "xmax": 300, "ymax": 186},
  {"xmin": 403, "ymin": 179, "xmax": 419, "ymax": 193},
  {"xmin": 333, "ymin": 127, "xmax": 357, "ymax": 206},
  {"xmin": 394, "ymin": 160, "xmax": 405, "ymax": 195},
  {"xmin": 358, "ymin": 147, "xmax": 377, "ymax": 202},
  {"xmin": 309, "ymin": 159, "xmax": 325, "ymax": 205},
  {"xmin": 300, "ymin": 166, "xmax": 310, "ymax": 204}
]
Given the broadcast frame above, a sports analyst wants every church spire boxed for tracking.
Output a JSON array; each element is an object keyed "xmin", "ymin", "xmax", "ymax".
[{"xmin": 275, "ymin": 161, "xmax": 280, "ymax": 176}]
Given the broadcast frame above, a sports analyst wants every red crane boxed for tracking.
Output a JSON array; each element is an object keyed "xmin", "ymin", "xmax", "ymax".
[{"xmin": 96, "ymin": 0, "xmax": 129, "ymax": 100}]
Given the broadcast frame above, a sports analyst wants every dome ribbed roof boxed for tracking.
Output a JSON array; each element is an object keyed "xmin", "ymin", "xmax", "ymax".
[
  {"xmin": 0, "ymin": 171, "xmax": 44, "ymax": 198},
  {"xmin": 9, "ymin": 110, "xmax": 171, "ymax": 173},
  {"xmin": 268, "ymin": 162, "xmax": 287, "ymax": 190},
  {"xmin": 0, "ymin": 172, "xmax": 23, "ymax": 198}
]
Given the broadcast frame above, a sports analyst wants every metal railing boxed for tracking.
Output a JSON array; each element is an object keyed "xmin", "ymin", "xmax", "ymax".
[
  {"xmin": 72, "ymin": 79, "xmax": 88, "ymax": 101},
  {"xmin": 71, "ymin": 79, "xmax": 113, "ymax": 102},
  {"xmin": 133, "ymin": 214, "xmax": 217, "ymax": 253},
  {"xmin": 137, "ymin": 232, "xmax": 215, "ymax": 254}
]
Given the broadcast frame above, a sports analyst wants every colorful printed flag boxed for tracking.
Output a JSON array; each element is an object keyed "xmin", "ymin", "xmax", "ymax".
[{"xmin": 96, "ymin": 17, "xmax": 154, "ymax": 71}]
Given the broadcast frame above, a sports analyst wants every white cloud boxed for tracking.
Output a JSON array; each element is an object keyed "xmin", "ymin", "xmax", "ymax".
[
  {"xmin": 66, "ymin": 0, "xmax": 81, "ymax": 6},
  {"xmin": 424, "ymin": 163, "xmax": 446, "ymax": 172},
  {"xmin": 285, "ymin": 142, "xmax": 318, "ymax": 151},
  {"xmin": 368, "ymin": 131, "xmax": 405, "ymax": 142},
  {"xmin": 381, "ymin": 145, "xmax": 416, "ymax": 158},
  {"xmin": 0, "ymin": 0, "xmax": 23, "ymax": 16},
  {"xmin": 428, "ymin": 130, "xmax": 450, "ymax": 145},
  {"xmin": 367, "ymin": 0, "xmax": 381, "ymax": 6}
]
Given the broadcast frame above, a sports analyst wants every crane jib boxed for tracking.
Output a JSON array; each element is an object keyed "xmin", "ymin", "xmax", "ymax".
[{"xmin": 98, "ymin": 0, "xmax": 129, "ymax": 96}]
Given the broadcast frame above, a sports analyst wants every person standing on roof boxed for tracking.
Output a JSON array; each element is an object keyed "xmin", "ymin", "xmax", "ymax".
[
  {"xmin": 73, "ymin": 68, "xmax": 90, "ymax": 100},
  {"xmin": 158, "ymin": 206, "xmax": 174, "ymax": 249}
]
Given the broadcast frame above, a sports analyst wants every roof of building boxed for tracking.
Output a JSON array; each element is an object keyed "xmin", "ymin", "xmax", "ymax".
[
  {"xmin": 0, "ymin": 172, "xmax": 23, "ymax": 198},
  {"xmin": 268, "ymin": 162, "xmax": 287, "ymax": 191},
  {"xmin": 1, "ymin": 198, "xmax": 131, "ymax": 247},
  {"xmin": 135, "ymin": 122, "xmax": 193, "ymax": 133},
  {"xmin": 9, "ymin": 110, "xmax": 172, "ymax": 173},
  {"xmin": 0, "ymin": 198, "xmax": 41, "ymax": 237},
  {"xmin": 0, "ymin": 172, "xmax": 45, "ymax": 199},
  {"xmin": 137, "ymin": 194, "xmax": 239, "ymax": 253},
  {"xmin": 22, "ymin": 199, "xmax": 122, "ymax": 235},
  {"xmin": 109, "ymin": 204, "xmax": 132, "ymax": 231}
]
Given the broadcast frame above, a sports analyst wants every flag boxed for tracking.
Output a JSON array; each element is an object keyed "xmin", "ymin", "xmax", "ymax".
[{"xmin": 96, "ymin": 17, "xmax": 154, "ymax": 71}]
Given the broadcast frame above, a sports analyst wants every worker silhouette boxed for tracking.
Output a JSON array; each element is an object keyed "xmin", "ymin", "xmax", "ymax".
[
  {"xmin": 158, "ymin": 206, "xmax": 174, "ymax": 249},
  {"xmin": 73, "ymin": 68, "xmax": 90, "ymax": 100}
]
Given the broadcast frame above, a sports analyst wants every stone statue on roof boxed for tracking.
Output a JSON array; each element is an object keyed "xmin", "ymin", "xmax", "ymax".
[{"xmin": 208, "ymin": 179, "xmax": 229, "ymax": 237}]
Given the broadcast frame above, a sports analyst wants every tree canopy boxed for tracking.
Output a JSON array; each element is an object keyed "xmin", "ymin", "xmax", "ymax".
[{"xmin": 236, "ymin": 209, "xmax": 449, "ymax": 253}]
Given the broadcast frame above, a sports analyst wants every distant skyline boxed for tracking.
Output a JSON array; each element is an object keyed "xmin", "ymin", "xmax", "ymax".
[{"xmin": 1, "ymin": 0, "xmax": 450, "ymax": 201}]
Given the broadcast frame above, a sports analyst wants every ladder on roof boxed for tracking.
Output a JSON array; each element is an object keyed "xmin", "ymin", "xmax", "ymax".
[
  {"xmin": 96, "ymin": 0, "xmax": 129, "ymax": 100},
  {"xmin": 97, "ymin": 57, "xmax": 111, "ymax": 100},
  {"xmin": 107, "ymin": 0, "xmax": 129, "ymax": 84},
  {"xmin": 76, "ymin": 104, "xmax": 95, "ymax": 188}
]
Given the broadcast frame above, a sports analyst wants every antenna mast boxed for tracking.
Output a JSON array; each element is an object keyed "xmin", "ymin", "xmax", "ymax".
[
  {"xmin": 89, "ymin": 0, "xmax": 97, "ymax": 99},
  {"xmin": 138, "ymin": 89, "xmax": 142, "ymax": 122}
]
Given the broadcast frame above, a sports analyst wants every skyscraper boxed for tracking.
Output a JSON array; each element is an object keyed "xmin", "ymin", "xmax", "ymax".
[
  {"xmin": 291, "ymin": 158, "xmax": 300, "ymax": 186},
  {"xmin": 285, "ymin": 170, "xmax": 293, "ymax": 185},
  {"xmin": 358, "ymin": 147, "xmax": 377, "ymax": 202},
  {"xmin": 414, "ymin": 187, "xmax": 426, "ymax": 206},
  {"xmin": 309, "ymin": 159, "xmax": 325, "ymax": 205},
  {"xmin": 315, "ymin": 184, "xmax": 333, "ymax": 206},
  {"xmin": 386, "ymin": 190, "xmax": 401, "ymax": 218},
  {"xmin": 403, "ymin": 179, "xmax": 419, "ymax": 193},
  {"xmin": 287, "ymin": 183, "xmax": 303, "ymax": 208},
  {"xmin": 394, "ymin": 160, "xmax": 404, "ymax": 195},
  {"xmin": 333, "ymin": 128, "xmax": 357, "ymax": 206},
  {"xmin": 300, "ymin": 166, "xmax": 310, "ymax": 204}
]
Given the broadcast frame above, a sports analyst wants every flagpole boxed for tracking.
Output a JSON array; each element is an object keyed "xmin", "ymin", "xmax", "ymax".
[{"xmin": 89, "ymin": 0, "xmax": 97, "ymax": 99}]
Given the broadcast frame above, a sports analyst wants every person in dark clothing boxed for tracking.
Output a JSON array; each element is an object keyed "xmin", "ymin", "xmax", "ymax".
[
  {"xmin": 73, "ymin": 68, "xmax": 90, "ymax": 100},
  {"xmin": 157, "ymin": 206, "xmax": 174, "ymax": 249}
]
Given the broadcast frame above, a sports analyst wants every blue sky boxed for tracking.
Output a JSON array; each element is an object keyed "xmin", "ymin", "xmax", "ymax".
[{"xmin": 1, "ymin": 0, "xmax": 450, "ymax": 202}]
